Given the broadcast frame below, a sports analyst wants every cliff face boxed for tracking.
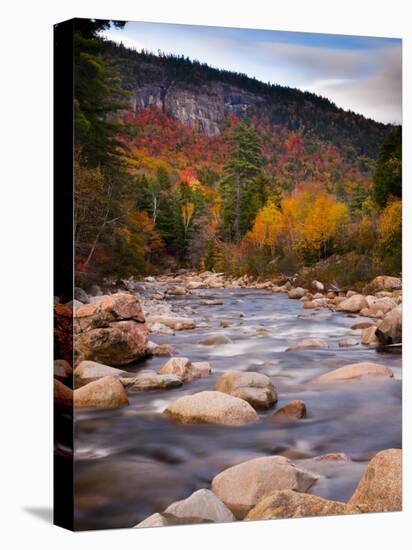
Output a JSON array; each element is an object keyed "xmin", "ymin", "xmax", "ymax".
[{"xmin": 130, "ymin": 80, "xmax": 265, "ymax": 136}]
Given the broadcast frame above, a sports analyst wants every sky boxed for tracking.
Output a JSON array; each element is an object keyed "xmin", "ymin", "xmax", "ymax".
[{"xmin": 102, "ymin": 21, "xmax": 402, "ymax": 124}]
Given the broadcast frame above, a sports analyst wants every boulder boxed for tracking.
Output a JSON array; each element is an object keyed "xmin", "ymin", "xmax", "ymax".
[
  {"xmin": 363, "ymin": 276, "xmax": 402, "ymax": 295},
  {"xmin": 166, "ymin": 286, "xmax": 187, "ymax": 296},
  {"xmin": 273, "ymin": 400, "xmax": 306, "ymax": 420},
  {"xmin": 211, "ymin": 456, "xmax": 318, "ymax": 519},
  {"xmin": 336, "ymin": 294, "xmax": 368, "ymax": 313},
  {"xmin": 313, "ymin": 362, "xmax": 394, "ymax": 384},
  {"xmin": 186, "ymin": 281, "xmax": 204, "ymax": 290},
  {"xmin": 54, "ymin": 379, "xmax": 73, "ymax": 407},
  {"xmin": 348, "ymin": 449, "xmax": 402, "ymax": 512},
  {"xmin": 200, "ymin": 335, "xmax": 232, "ymax": 346},
  {"xmin": 74, "ymin": 294, "xmax": 148, "ymax": 366},
  {"xmin": 361, "ymin": 326, "xmax": 378, "ymax": 346},
  {"xmin": 153, "ymin": 344, "xmax": 176, "ymax": 357},
  {"xmin": 164, "ymin": 391, "xmax": 259, "ymax": 426},
  {"xmin": 214, "ymin": 371, "xmax": 277, "ymax": 410},
  {"xmin": 375, "ymin": 306, "xmax": 402, "ymax": 345},
  {"xmin": 159, "ymin": 357, "xmax": 211, "ymax": 382},
  {"xmin": 346, "ymin": 290, "xmax": 356, "ymax": 298},
  {"xmin": 74, "ymin": 376, "xmax": 129, "ymax": 409},
  {"xmin": 54, "ymin": 359, "xmax": 73, "ymax": 378},
  {"xmin": 286, "ymin": 339, "xmax": 327, "ymax": 352},
  {"xmin": 288, "ymin": 287, "xmax": 305, "ymax": 299},
  {"xmin": 146, "ymin": 316, "xmax": 195, "ymax": 331},
  {"xmin": 303, "ymin": 301, "xmax": 321, "ymax": 309},
  {"xmin": 134, "ymin": 513, "xmax": 172, "ymax": 528},
  {"xmin": 200, "ymin": 299, "xmax": 223, "ymax": 306},
  {"xmin": 120, "ymin": 373, "xmax": 182, "ymax": 390},
  {"xmin": 338, "ymin": 338, "xmax": 358, "ymax": 347},
  {"xmin": 361, "ymin": 298, "xmax": 397, "ymax": 318},
  {"xmin": 245, "ymin": 490, "xmax": 347, "ymax": 520},
  {"xmin": 149, "ymin": 322, "xmax": 174, "ymax": 335},
  {"xmin": 163, "ymin": 489, "xmax": 235, "ymax": 523},
  {"xmin": 351, "ymin": 321, "xmax": 375, "ymax": 330},
  {"xmin": 74, "ymin": 360, "xmax": 128, "ymax": 380}
]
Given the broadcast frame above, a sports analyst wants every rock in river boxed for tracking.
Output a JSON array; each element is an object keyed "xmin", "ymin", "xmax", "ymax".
[
  {"xmin": 120, "ymin": 372, "xmax": 182, "ymax": 391},
  {"xmin": 162, "ymin": 488, "xmax": 235, "ymax": 523},
  {"xmin": 288, "ymin": 287, "xmax": 306, "ymax": 299},
  {"xmin": 375, "ymin": 306, "xmax": 402, "ymax": 345},
  {"xmin": 245, "ymin": 490, "xmax": 347, "ymax": 520},
  {"xmin": 348, "ymin": 449, "xmax": 402, "ymax": 512},
  {"xmin": 159, "ymin": 357, "xmax": 211, "ymax": 382},
  {"xmin": 73, "ymin": 293, "xmax": 148, "ymax": 366},
  {"xmin": 361, "ymin": 326, "xmax": 378, "ymax": 346},
  {"xmin": 363, "ymin": 275, "xmax": 401, "ymax": 295},
  {"xmin": 336, "ymin": 294, "xmax": 368, "ymax": 313},
  {"xmin": 200, "ymin": 335, "xmax": 233, "ymax": 346},
  {"xmin": 74, "ymin": 360, "xmax": 128, "ymax": 380},
  {"xmin": 211, "ymin": 456, "xmax": 318, "ymax": 519},
  {"xmin": 214, "ymin": 371, "xmax": 277, "ymax": 410},
  {"xmin": 164, "ymin": 390, "xmax": 259, "ymax": 426},
  {"xmin": 273, "ymin": 400, "xmax": 307, "ymax": 420},
  {"xmin": 313, "ymin": 362, "xmax": 394, "ymax": 384},
  {"xmin": 74, "ymin": 376, "xmax": 129, "ymax": 409},
  {"xmin": 147, "ymin": 315, "xmax": 195, "ymax": 331},
  {"xmin": 286, "ymin": 338, "xmax": 327, "ymax": 352}
]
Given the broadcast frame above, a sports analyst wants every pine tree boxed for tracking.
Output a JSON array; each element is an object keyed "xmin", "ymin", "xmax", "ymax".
[
  {"xmin": 219, "ymin": 122, "xmax": 264, "ymax": 242},
  {"xmin": 373, "ymin": 127, "xmax": 402, "ymax": 207}
]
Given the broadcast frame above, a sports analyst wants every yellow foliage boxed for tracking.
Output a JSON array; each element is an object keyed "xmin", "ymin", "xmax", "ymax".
[{"xmin": 248, "ymin": 200, "xmax": 281, "ymax": 252}]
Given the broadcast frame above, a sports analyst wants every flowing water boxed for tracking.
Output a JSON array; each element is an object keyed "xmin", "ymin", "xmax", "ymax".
[{"xmin": 73, "ymin": 287, "xmax": 402, "ymax": 530}]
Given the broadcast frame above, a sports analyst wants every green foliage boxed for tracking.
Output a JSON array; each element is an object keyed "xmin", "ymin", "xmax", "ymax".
[
  {"xmin": 219, "ymin": 122, "xmax": 264, "ymax": 242},
  {"xmin": 373, "ymin": 127, "xmax": 402, "ymax": 206}
]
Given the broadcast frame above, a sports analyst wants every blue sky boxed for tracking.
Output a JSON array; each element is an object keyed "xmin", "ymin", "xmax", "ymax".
[{"xmin": 102, "ymin": 21, "xmax": 402, "ymax": 124}]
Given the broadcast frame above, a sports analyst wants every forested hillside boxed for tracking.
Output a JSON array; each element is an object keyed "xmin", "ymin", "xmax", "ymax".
[{"xmin": 74, "ymin": 20, "xmax": 401, "ymax": 289}]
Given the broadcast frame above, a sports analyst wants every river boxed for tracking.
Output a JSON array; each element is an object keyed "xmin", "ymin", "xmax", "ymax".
[{"xmin": 73, "ymin": 286, "xmax": 402, "ymax": 530}]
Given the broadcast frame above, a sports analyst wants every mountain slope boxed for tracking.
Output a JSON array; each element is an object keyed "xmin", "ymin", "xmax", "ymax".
[{"xmin": 106, "ymin": 41, "xmax": 393, "ymax": 160}]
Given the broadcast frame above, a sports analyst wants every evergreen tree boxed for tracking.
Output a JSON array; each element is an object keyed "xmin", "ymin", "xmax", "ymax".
[
  {"xmin": 74, "ymin": 19, "xmax": 129, "ymax": 168},
  {"xmin": 351, "ymin": 181, "xmax": 368, "ymax": 214},
  {"xmin": 373, "ymin": 127, "xmax": 402, "ymax": 206},
  {"xmin": 219, "ymin": 122, "xmax": 264, "ymax": 242}
]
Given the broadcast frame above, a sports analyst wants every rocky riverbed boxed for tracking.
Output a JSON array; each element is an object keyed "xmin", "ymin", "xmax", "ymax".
[{"xmin": 54, "ymin": 272, "xmax": 402, "ymax": 530}]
